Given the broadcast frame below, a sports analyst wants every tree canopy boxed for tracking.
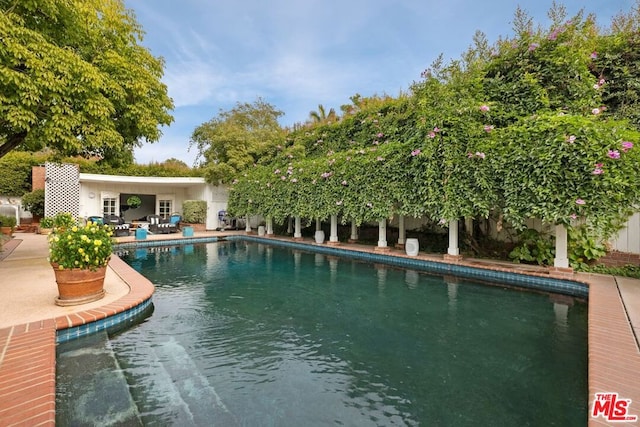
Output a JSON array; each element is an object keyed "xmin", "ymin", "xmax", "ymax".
[
  {"xmin": 190, "ymin": 98, "xmax": 285, "ymax": 184},
  {"xmin": 0, "ymin": 0, "xmax": 174, "ymax": 162}
]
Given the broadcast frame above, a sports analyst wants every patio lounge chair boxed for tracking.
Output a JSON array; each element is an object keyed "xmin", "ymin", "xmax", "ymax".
[
  {"xmin": 103, "ymin": 214, "xmax": 130, "ymax": 237},
  {"xmin": 169, "ymin": 213, "xmax": 182, "ymax": 230},
  {"xmin": 147, "ymin": 214, "xmax": 178, "ymax": 234}
]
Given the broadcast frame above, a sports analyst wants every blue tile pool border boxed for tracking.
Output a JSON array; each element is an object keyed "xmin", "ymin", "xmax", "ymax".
[{"xmin": 56, "ymin": 298, "xmax": 154, "ymax": 344}]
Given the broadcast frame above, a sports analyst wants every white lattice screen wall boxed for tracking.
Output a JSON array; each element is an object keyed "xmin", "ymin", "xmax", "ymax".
[{"xmin": 44, "ymin": 163, "xmax": 80, "ymax": 217}]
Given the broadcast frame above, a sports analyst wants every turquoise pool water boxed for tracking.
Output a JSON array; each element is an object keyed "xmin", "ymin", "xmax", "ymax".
[{"xmin": 57, "ymin": 240, "xmax": 588, "ymax": 426}]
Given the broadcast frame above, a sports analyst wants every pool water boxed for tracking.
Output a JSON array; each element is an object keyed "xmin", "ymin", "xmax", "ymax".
[{"xmin": 57, "ymin": 241, "xmax": 588, "ymax": 426}]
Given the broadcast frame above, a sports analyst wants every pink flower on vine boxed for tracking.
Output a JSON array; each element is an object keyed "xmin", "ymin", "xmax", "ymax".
[
  {"xmin": 592, "ymin": 108, "xmax": 601, "ymax": 115},
  {"xmin": 480, "ymin": 105, "xmax": 490, "ymax": 112},
  {"xmin": 411, "ymin": 149, "xmax": 421, "ymax": 156},
  {"xmin": 528, "ymin": 43, "xmax": 539, "ymax": 52},
  {"xmin": 590, "ymin": 51, "xmax": 598, "ymax": 59},
  {"xmin": 336, "ymin": 200, "xmax": 343, "ymax": 206},
  {"xmin": 321, "ymin": 172, "xmax": 333, "ymax": 179},
  {"xmin": 575, "ymin": 198, "xmax": 586, "ymax": 205},
  {"xmin": 377, "ymin": 132, "xmax": 384, "ymax": 138},
  {"xmin": 622, "ymin": 141, "xmax": 634, "ymax": 152},
  {"xmin": 433, "ymin": 127, "xmax": 440, "ymax": 133},
  {"xmin": 376, "ymin": 156, "xmax": 385, "ymax": 161},
  {"xmin": 484, "ymin": 125, "xmax": 494, "ymax": 132},
  {"xmin": 570, "ymin": 214, "xmax": 577, "ymax": 220},
  {"xmin": 291, "ymin": 178, "xmax": 298, "ymax": 183},
  {"xmin": 438, "ymin": 218, "xmax": 447, "ymax": 225},
  {"xmin": 567, "ymin": 135, "xmax": 576, "ymax": 143},
  {"xmin": 366, "ymin": 203, "xmax": 373, "ymax": 208},
  {"xmin": 467, "ymin": 152, "xmax": 474, "ymax": 158},
  {"xmin": 281, "ymin": 176, "xmax": 287, "ymax": 180},
  {"xmin": 341, "ymin": 180, "xmax": 348, "ymax": 186},
  {"xmin": 607, "ymin": 149, "xmax": 620, "ymax": 159},
  {"xmin": 475, "ymin": 152, "xmax": 486, "ymax": 159},
  {"xmin": 592, "ymin": 167, "xmax": 603, "ymax": 175},
  {"xmin": 274, "ymin": 169, "xmax": 280, "ymax": 174},
  {"xmin": 428, "ymin": 131, "xmax": 436, "ymax": 138}
]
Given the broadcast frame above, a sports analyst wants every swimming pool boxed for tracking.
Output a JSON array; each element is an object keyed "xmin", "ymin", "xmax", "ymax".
[{"xmin": 56, "ymin": 240, "xmax": 588, "ymax": 425}]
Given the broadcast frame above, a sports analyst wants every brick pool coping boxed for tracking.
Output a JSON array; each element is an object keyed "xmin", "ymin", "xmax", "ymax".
[
  {"xmin": 0, "ymin": 256, "xmax": 154, "ymax": 426},
  {"xmin": 1, "ymin": 235, "xmax": 638, "ymax": 426}
]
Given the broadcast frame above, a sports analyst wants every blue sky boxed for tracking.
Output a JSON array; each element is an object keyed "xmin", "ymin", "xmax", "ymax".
[{"xmin": 125, "ymin": 0, "xmax": 635, "ymax": 165}]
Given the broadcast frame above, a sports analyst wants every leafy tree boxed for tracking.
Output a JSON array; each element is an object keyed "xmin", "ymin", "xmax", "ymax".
[
  {"xmin": 21, "ymin": 188, "xmax": 45, "ymax": 217},
  {"xmin": 0, "ymin": 151, "xmax": 48, "ymax": 195},
  {"xmin": 0, "ymin": 0, "xmax": 174, "ymax": 161},
  {"xmin": 308, "ymin": 104, "xmax": 338, "ymax": 124},
  {"xmin": 191, "ymin": 98, "xmax": 285, "ymax": 184}
]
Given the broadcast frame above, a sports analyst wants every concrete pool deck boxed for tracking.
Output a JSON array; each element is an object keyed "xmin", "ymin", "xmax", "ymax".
[{"xmin": 1, "ymin": 231, "xmax": 639, "ymax": 426}]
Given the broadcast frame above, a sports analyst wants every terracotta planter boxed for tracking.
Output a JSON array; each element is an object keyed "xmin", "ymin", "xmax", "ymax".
[
  {"xmin": 52, "ymin": 265, "xmax": 107, "ymax": 306},
  {"xmin": 0, "ymin": 226, "xmax": 12, "ymax": 236}
]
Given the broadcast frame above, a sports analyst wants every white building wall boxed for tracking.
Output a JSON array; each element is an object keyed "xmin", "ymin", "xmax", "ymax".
[
  {"xmin": 203, "ymin": 185, "xmax": 229, "ymax": 230},
  {"xmin": 611, "ymin": 212, "xmax": 640, "ymax": 253}
]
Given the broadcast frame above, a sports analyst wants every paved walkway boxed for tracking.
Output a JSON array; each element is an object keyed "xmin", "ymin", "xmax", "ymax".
[{"xmin": 0, "ymin": 231, "xmax": 639, "ymax": 426}]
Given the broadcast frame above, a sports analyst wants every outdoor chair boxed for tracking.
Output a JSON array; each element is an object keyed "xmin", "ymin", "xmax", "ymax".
[
  {"xmin": 147, "ymin": 214, "xmax": 178, "ymax": 234},
  {"xmin": 169, "ymin": 213, "xmax": 182, "ymax": 230},
  {"xmin": 87, "ymin": 215, "xmax": 104, "ymax": 225},
  {"xmin": 103, "ymin": 214, "xmax": 130, "ymax": 237}
]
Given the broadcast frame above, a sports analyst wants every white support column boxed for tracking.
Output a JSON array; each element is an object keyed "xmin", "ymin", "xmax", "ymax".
[
  {"xmin": 397, "ymin": 215, "xmax": 406, "ymax": 247},
  {"xmin": 294, "ymin": 215, "xmax": 302, "ymax": 239},
  {"xmin": 245, "ymin": 215, "xmax": 252, "ymax": 233},
  {"xmin": 376, "ymin": 219, "xmax": 389, "ymax": 251},
  {"xmin": 447, "ymin": 219, "xmax": 459, "ymax": 256},
  {"xmin": 349, "ymin": 220, "xmax": 358, "ymax": 242},
  {"xmin": 316, "ymin": 218, "xmax": 321, "ymax": 232},
  {"xmin": 266, "ymin": 216, "xmax": 274, "ymax": 236},
  {"xmin": 329, "ymin": 214, "xmax": 339, "ymax": 244},
  {"xmin": 554, "ymin": 224, "xmax": 569, "ymax": 268}
]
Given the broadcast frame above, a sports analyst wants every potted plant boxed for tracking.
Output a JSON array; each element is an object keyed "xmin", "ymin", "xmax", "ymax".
[
  {"xmin": 52, "ymin": 212, "xmax": 76, "ymax": 228},
  {"xmin": 0, "ymin": 215, "xmax": 17, "ymax": 236},
  {"xmin": 126, "ymin": 195, "xmax": 142, "ymax": 209},
  {"xmin": 48, "ymin": 217, "xmax": 115, "ymax": 306},
  {"xmin": 39, "ymin": 216, "xmax": 55, "ymax": 235}
]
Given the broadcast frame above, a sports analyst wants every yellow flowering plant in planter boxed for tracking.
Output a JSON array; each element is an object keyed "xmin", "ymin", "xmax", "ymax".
[{"xmin": 48, "ymin": 221, "xmax": 115, "ymax": 271}]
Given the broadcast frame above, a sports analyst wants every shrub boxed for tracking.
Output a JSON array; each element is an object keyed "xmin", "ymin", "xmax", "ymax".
[
  {"xmin": 508, "ymin": 228, "xmax": 555, "ymax": 265},
  {"xmin": 21, "ymin": 189, "xmax": 45, "ymax": 217},
  {"xmin": 182, "ymin": 200, "xmax": 207, "ymax": 223}
]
